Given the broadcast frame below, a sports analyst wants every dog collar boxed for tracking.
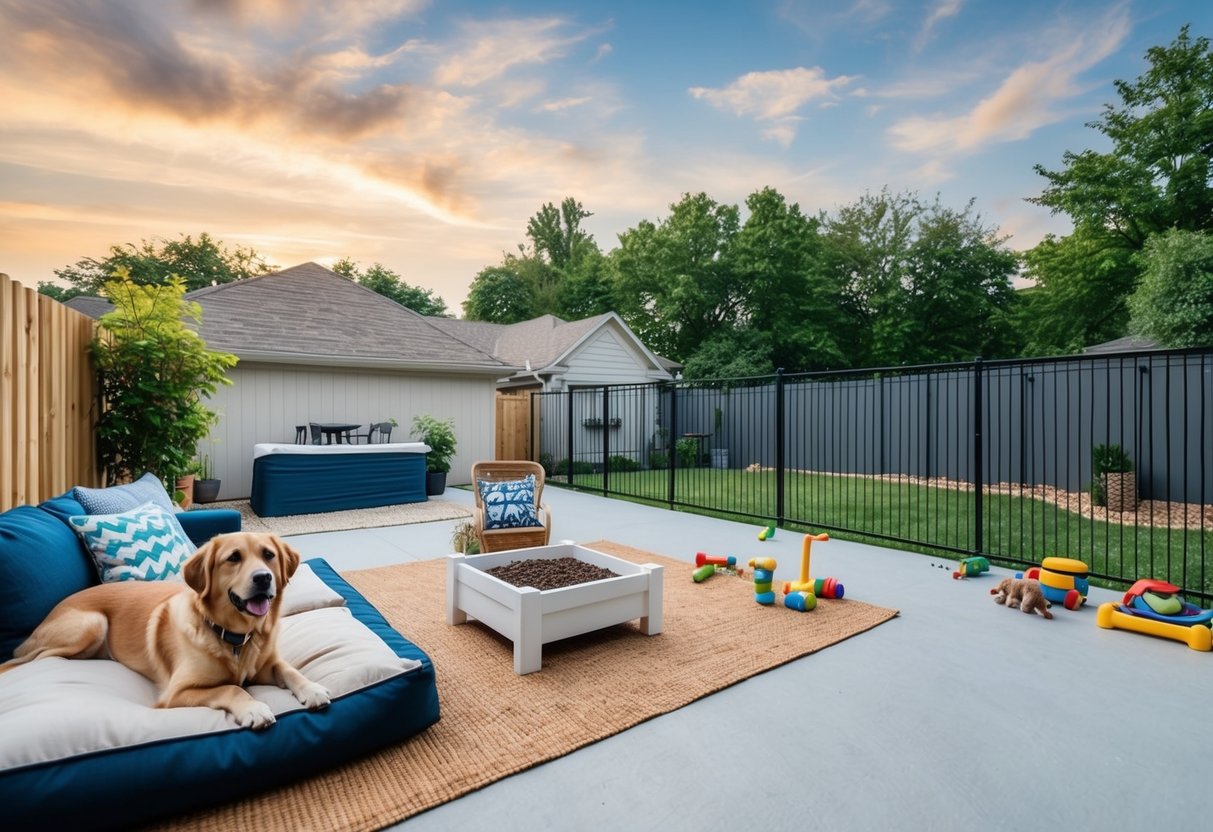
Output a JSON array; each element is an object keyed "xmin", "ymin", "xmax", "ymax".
[{"xmin": 206, "ymin": 620, "xmax": 252, "ymax": 657}]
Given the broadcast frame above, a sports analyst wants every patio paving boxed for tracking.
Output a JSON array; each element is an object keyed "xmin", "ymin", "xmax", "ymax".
[{"xmin": 285, "ymin": 486, "xmax": 1207, "ymax": 831}]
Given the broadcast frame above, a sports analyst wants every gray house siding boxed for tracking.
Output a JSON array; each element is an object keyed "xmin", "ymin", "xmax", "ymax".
[{"xmin": 202, "ymin": 363, "xmax": 496, "ymax": 500}]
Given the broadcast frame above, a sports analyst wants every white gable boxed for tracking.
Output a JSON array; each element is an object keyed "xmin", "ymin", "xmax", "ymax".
[{"xmin": 560, "ymin": 326, "xmax": 657, "ymax": 387}]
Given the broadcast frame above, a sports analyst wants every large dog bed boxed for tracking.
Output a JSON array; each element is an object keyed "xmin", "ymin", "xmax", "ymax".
[{"xmin": 0, "ymin": 488, "xmax": 440, "ymax": 831}]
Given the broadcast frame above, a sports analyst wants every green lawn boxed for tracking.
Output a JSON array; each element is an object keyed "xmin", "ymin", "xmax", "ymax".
[{"xmin": 554, "ymin": 468, "xmax": 1213, "ymax": 600}]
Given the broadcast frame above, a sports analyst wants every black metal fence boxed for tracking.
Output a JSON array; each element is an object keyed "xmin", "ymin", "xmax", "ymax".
[{"xmin": 533, "ymin": 347, "xmax": 1213, "ymax": 602}]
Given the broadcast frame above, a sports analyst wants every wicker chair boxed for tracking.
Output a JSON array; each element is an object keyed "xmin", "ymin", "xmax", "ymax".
[{"xmin": 471, "ymin": 460, "xmax": 553, "ymax": 553}]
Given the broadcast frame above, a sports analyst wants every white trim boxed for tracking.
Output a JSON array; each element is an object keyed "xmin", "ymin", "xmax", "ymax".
[{"xmin": 253, "ymin": 442, "xmax": 430, "ymax": 459}]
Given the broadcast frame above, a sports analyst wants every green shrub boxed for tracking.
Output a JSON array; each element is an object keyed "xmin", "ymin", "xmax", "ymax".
[
  {"xmin": 676, "ymin": 437, "xmax": 700, "ymax": 467},
  {"xmin": 648, "ymin": 450, "xmax": 669, "ymax": 470},
  {"xmin": 411, "ymin": 415, "xmax": 457, "ymax": 473},
  {"xmin": 608, "ymin": 455, "xmax": 641, "ymax": 472},
  {"xmin": 93, "ymin": 269, "xmax": 236, "ymax": 487},
  {"xmin": 1092, "ymin": 443, "xmax": 1132, "ymax": 474}
]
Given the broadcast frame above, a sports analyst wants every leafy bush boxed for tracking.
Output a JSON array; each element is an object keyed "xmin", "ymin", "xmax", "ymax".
[
  {"xmin": 551, "ymin": 458, "xmax": 596, "ymax": 475},
  {"xmin": 648, "ymin": 450, "xmax": 669, "ymax": 470},
  {"xmin": 1092, "ymin": 443, "xmax": 1132, "ymax": 474},
  {"xmin": 607, "ymin": 455, "xmax": 641, "ymax": 472},
  {"xmin": 92, "ymin": 269, "xmax": 236, "ymax": 487},
  {"xmin": 676, "ymin": 437, "xmax": 700, "ymax": 468}
]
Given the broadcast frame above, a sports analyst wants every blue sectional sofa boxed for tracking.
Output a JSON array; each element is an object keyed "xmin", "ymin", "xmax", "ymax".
[{"xmin": 0, "ymin": 489, "xmax": 441, "ymax": 831}]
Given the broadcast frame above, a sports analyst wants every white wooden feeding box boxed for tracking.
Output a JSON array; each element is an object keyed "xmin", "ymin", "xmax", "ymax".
[{"xmin": 445, "ymin": 543, "xmax": 664, "ymax": 674}]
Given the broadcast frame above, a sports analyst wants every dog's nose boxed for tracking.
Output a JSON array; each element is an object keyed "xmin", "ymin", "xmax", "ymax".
[{"xmin": 252, "ymin": 571, "xmax": 273, "ymax": 591}]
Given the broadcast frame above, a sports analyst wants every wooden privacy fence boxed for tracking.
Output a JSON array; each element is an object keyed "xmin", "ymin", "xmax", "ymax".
[{"xmin": 1, "ymin": 274, "xmax": 100, "ymax": 511}]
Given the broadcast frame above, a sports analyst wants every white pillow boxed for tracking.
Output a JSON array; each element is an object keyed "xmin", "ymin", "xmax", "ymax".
[
  {"xmin": 280, "ymin": 563, "xmax": 348, "ymax": 616},
  {"xmin": 68, "ymin": 501, "xmax": 195, "ymax": 583}
]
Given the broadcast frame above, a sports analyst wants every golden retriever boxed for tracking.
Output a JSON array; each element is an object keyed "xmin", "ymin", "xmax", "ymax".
[{"xmin": 0, "ymin": 532, "xmax": 331, "ymax": 729}]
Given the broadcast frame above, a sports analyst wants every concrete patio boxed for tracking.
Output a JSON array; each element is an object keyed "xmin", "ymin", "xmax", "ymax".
[{"xmin": 287, "ymin": 486, "xmax": 1207, "ymax": 831}]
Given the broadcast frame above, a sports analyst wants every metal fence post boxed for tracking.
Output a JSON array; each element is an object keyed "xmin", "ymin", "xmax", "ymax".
[
  {"xmin": 668, "ymin": 381, "xmax": 677, "ymax": 508},
  {"xmin": 776, "ymin": 368, "xmax": 786, "ymax": 526},
  {"xmin": 602, "ymin": 385, "xmax": 610, "ymax": 496},
  {"xmin": 566, "ymin": 390, "xmax": 575, "ymax": 483},
  {"xmin": 973, "ymin": 357, "xmax": 983, "ymax": 555}
]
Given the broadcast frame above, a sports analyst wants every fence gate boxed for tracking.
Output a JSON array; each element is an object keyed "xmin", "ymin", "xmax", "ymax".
[{"xmin": 495, "ymin": 391, "xmax": 534, "ymax": 460}]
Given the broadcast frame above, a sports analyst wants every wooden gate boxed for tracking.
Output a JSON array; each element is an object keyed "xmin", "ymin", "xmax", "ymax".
[{"xmin": 495, "ymin": 391, "xmax": 535, "ymax": 460}]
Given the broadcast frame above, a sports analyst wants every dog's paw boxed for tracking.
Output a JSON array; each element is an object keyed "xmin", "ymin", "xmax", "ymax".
[
  {"xmin": 297, "ymin": 681, "xmax": 332, "ymax": 710},
  {"xmin": 235, "ymin": 700, "xmax": 277, "ymax": 730}
]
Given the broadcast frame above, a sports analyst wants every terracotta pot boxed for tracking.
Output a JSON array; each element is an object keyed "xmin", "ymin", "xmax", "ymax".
[
  {"xmin": 1103, "ymin": 471, "xmax": 1137, "ymax": 512},
  {"xmin": 175, "ymin": 474, "xmax": 195, "ymax": 509}
]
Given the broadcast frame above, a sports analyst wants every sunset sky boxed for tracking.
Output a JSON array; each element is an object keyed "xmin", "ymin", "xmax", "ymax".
[{"xmin": 2, "ymin": 1, "xmax": 1209, "ymax": 311}]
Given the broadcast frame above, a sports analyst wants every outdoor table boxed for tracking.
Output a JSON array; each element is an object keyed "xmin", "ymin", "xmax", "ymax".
[{"xmin": 313, "ymin": 422, "xmax": 361, "ymax": 444}]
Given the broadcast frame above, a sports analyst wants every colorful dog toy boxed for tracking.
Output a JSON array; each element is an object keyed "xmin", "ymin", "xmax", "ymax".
[
  {"xmin": 1095, "ymin": 579, "xmax": 1213, "ymax": 651},
  {"xmin": 692, "ymin": 564, "xmax": 717, "ymax": 583},
  {"xmin": 1019, "ymin": 557, "xmax": 1088, "ymax": 610},
  {"xmin": 758, "ymin": 525, "xmax": 777, "ymax": 541},
  {"xmin": 953, "ymin": 556, "xmax": 990, "ymax": 580},
  {"xmin": 784, "ymin": 591, "xmax": 817, "ymax": 612},
  {"xmin": 747, "ymin": 557, "xmax": 778, "ymax": 605},
  {"xmin": 696, "ymin": 552, "xmax": 737, "ymax": 568},
  {"xmin": 780, "ymin": 533, "xmax": 844, "ymax": 599}
]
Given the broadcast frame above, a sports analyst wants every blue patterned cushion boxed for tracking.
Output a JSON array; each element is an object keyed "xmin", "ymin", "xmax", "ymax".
[
  {"xmin": 68, "ymin": 501, "xmax": 195, "ymax": 582},
  {"xmin": 478, "ymin": 475, "xmax": 541, "ymax": 529},
  {"xmin": 74, "ymin": 472, "xmax": 177, "ymax": 515}
]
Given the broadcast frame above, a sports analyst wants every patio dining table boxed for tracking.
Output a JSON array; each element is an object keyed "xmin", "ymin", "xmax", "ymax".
[{"xmin": 312, "ymin": 422, "xmax": 361, "ymax": 444}]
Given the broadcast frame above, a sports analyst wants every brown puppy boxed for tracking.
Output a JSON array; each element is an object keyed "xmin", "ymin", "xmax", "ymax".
[
  {"xmin": 0, "ymin": 532, "xmax": 331, "ymax": 729},
  {"xmin": 990, "ymin": 576, "xmax": 1054, "ymax": 619}
]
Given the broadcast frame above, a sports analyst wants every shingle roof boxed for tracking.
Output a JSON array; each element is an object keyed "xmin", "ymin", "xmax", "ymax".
[
  {"xmin": 431, "ymin": 313, "xmax": 637, "ymax": 370},
  {"xmin": 182, "ymin": 263, "xmax": 507, "ymax": 371},
  {"xmin": 1082, "ymin": 336, "xmax": 1161, "ymax": 354},
  {"xmin": 63, "ymin": 295, "xmax": 114, "ymax": 318}
]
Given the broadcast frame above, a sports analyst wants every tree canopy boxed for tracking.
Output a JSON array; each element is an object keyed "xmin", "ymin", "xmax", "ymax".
[
  {"xmin": 331, "ymin": 258, "xmax": 450, "ymax": 317},
  {"xmin": 41, "ymin": 233, "xmax": 272, "ymax": 300},
  {"xmin": 1025, "ymin": 25, "xmax": 1213, "ymax": 351}
]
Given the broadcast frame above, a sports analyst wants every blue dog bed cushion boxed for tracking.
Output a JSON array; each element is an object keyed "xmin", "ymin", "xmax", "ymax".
[{"xmin": 0, "ymin": 559, "xmax": 440, "ymax": 831}]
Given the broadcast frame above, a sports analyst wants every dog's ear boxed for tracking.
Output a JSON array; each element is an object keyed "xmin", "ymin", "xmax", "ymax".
[
  {"xmin": 184, "ymin": 538, "xmax": 220, "ymax": 596},
  {"xmin": 272, "ymin": 535, "xmax": 301, "ymax": 579}
]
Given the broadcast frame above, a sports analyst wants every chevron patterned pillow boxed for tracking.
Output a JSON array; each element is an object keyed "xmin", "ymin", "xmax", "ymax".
[
  {"xmin": 69, "ymin": 501, "xmax": 195, "ymax": 583},
  {"xmin": 477, "ymin": 475, "xmax": 541, "ymax": 529}
]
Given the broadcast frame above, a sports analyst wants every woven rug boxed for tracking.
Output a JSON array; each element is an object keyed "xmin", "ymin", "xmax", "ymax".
[
  {"xmin": 200, "ymin": 499, "xmax": 471, "ymax": 536},
  {"xmin": 152, "ymin": 541, "xmax": 898, "ymax": 832}
]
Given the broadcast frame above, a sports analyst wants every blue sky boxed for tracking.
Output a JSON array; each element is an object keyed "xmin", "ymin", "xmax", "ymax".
[{"xmin": 1, "ymin": 1, "xmax": 1209, "ymax": 310}]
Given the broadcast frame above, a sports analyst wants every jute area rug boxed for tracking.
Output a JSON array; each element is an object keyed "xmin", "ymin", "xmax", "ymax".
[
  {"xmin": 153, "ymin": 542, "xmax": 898, "ymax": 832},
  {"xmin": 201, "ymin": 499, "xmax": 471, "ymax": 536}
]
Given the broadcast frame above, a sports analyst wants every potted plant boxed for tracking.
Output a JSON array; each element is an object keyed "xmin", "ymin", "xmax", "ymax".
[
  {"xmin": 91, "ymin": 268, "xmax": 236, "ymax": 495},
  {"xmin": 450, "ymin": 520, "xmax": 480, "ymax": 554},
  {"xmin": 193, "ymin": 454, "xmax": 221, "ymax": 503},
  {"xmin": 1092, "ymin": 442, "xmax": 1137, "ymax": 512},
  {"xmin": 411, "ymin": 415, "xmax": 457, "ymax": 496}
]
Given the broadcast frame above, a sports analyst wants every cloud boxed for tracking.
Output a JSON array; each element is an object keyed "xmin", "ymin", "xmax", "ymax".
[
  {"xmin": 888, "ymin": 5, "xmax": 1131, "ymax": 155},
  {"xmin": 432, "ymin": 17, "xmax": 596, "ymax": 87},
  {"xmin": 689, "ymin": 67, "xmax": 855, "ymax": 144},
  {"xmin": 914, "ymin": 0, "xmax": 964, "ymax": 52},
  {"xmin": 537, "ymin": 97, "xmax": 592, "ymax": 113}
]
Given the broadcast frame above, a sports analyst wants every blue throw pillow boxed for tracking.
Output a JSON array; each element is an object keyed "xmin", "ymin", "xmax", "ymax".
[
  {"xmin": 0, "ymin": 505, "xmax": 95, "ymax": 659},
  {"xmin": 69, "ymin": 501, "xmax": 195, "ymax": 582},
  {"xmin": 477, "ymin": 475, "xmax": 541, "ymax": 529},
  {"xmin": 73, "ymin": 472, "xmax": 176, "ymax": 515}
]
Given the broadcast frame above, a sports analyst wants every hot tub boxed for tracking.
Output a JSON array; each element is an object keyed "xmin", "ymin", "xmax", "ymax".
[{"xmin": 250, "ymin": 442, "xmax": 431, "ymax": 517}]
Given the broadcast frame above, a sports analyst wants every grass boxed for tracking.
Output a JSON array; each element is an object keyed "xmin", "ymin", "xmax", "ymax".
[{"xmin": 553, "ymin": 468, "xmax": 1213, "ymax": 601}]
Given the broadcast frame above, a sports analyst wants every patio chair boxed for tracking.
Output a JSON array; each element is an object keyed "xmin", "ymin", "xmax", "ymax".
[
  {"xmin": 308, "ymin": 423, "xmax": 322, "ymax": 445},
  {"xmin": 295, "ymin": 425, "xmax": 307, "ymax": 444},
  {"xmin": 471, "ymin": 460, "xmax": 553, "ymax": 553},
  {"xmin": 347, "ymin": 422, "xmax": 394, "ymax": 444}
]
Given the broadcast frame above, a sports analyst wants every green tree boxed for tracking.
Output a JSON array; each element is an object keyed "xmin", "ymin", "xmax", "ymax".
[
  {"xmin": 462, "ymin": 261, "xmax": 538, "ymax": 323},
  {"xmin": 611, "ymin": 192, "xmax": 743, "ymax": 362},
  {"xmin": 680, "ymin": 327, "xmax": 774, "ymax": 379},
  {"xmin": 1025, "ymin": 26, "xmax": 1213, "ymax": 352},
  {"xmin": 43, "ymin": 233, "xmax": 272, "ymax": 299},
  {"xmin": 1128, "ymin": 229, "xmax": 1213, "ymax": 347},
  {"xmin": 332, "ymin": 258, "xmax": 450, "ymax": 316},
  {"xmin": 92, "ymin": 268, "xmax": 237, "ymax": 487},
  {"xmin": 1017, "ymin": 229, "xmax": 1137, "ymax": 355},
  {"xmin": 730, "ymin": 187, "xmax": 846, "ymax": 371},
  {"xmin": 819, "ymin": 190, "xmax": 1019, "ymax": 366}
]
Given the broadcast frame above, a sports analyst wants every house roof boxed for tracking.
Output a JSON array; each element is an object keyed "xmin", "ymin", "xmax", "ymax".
[
  {"xmin": 429, "ymin": 313, "xmax": 678, "ymax": 379},
  {"xmin": 63, "ymin": 295, "xmax": 115, "ymax": 318},
  {"xmin": 183, "ymin": 263, "xmax": 508, "ymax": 373},
  {"xmin": 1082, "ymin": 336, "xmax": 1161, "ymax": 354}
]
